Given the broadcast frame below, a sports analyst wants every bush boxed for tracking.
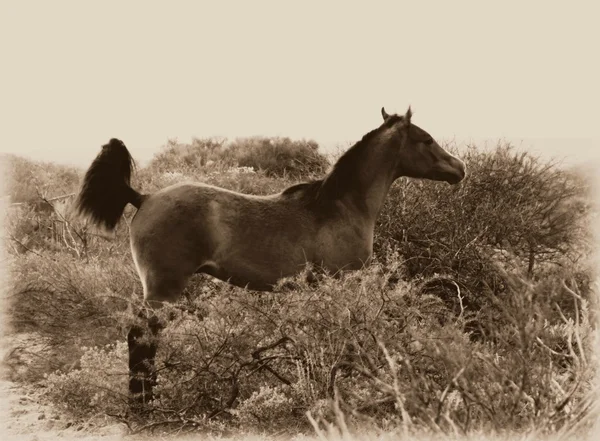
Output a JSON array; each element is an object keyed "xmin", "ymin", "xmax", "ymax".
[
  {"xmin": 145, "ymin": 136, "xmax": 329, "ymax": 182},
  {"xmin": 43, "ymin": 342, "xmax": 129, "ymax": 419},
  {"xmin": 144, "ymin": 137, "xmax": 229, "ymax": 177},
  {"xmin": 29, "ymin": 263, "xmax": 596, "ymax": 436},
  {"xmin": 6, "ymin": 252, "xmax": 140, "ymax": 381},
  {"xmin": 2, "ymin": 153, "xmax": 81, "ymax": 204},
  {"xmin": 375, "ymin": 143, "xmax": 593, "ymax": 336},
  {"xmin": 227, "ymin": 137, "xmax": 329, "ymax": 179}
]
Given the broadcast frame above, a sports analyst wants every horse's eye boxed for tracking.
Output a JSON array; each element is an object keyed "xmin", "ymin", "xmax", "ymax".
[{"xmin": 426, "ymin": 137, "xmax": 434, "ymax": 145}]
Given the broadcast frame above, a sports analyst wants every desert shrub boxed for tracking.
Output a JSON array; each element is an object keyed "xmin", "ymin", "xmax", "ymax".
[
  {"xmin": 4, "ymin": 198, "xmax": 127, "ymax": 260},
  {"xmin": 226, "ymin": 137, "xmax": 329, "ymax": 179},
  {"xmin": 43, "ymin": 342, "xmax": 129, "ymax": 418},
  {"xmin": 2, "ymin": 153, "xmax": 81, "ymax": 204},
  {"xmin": 375, "ymin": 143, "xmax": 593, "ymax": 335},
  {"xmin": 31, "ymin": 263, "xmax": 596, "ymax": 435},
  {"xmin": 233, "ymin": 385, "xmax": 297, "ymax": 430},
  {"xmin": 145, "ymin": 136, "xmax": 329, "ymax": 182},
  {"xmin": 5, "ymin": 251, "xmax": 139, "ymax": 381},
  {"xmin": 145, "ymin": 137, "xmax": 229, "ymax": 177},
  {"xmin": 377, "ymin": 143, "xmax": 592, "ymax": 279}
]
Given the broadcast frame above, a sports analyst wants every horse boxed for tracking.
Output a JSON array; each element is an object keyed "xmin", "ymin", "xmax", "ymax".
[{"xmin": 74, "ymin": 106, "xmax": 466, "ymax": 407}]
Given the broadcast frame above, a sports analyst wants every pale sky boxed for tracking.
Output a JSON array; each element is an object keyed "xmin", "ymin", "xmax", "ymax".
[{"xmin": 1, "ymin": 1, "xmax": 598, "ymax": 168}]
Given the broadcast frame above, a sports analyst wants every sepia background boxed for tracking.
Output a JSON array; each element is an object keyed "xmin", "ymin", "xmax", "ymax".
[{"xmin": 0, "ymin": 1, "xmax": 598, "ymax": 167}]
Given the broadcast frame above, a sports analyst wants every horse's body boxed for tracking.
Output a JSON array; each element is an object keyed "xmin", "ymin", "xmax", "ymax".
[
  {"xmin": 131, "ymin": 181, "xmax": 371, "ymax": 295},
  {"xmin": 74, "ymin": 107, "xmax": 466, "ymax": 406}
]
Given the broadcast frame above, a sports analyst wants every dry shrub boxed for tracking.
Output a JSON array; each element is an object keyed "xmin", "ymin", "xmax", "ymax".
[
  {"xmin": 2, "ymin": 154, "xmax": 81, "ymax": 204},
  {"xmin": 375, "ymin": 143, "xmax": 593, "ymax": 337},
  {"xmin": 5, "ymin": 252, "xmax": 139, "ymax": 381},
  {"xmin": 227, "ymin": 137, "xmax": 328, "ymax": 179},
  {"xmin": 144, "ymin": 136, "xmax": 329, "ymax": 182},
  {"xmin": 30, "ymin": 263, "xmax": 597, "ymax": 437}
]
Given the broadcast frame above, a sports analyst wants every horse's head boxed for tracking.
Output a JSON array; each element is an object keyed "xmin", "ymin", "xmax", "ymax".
[{"xmin": 380, "ymin": 107, "xmax": 466, "ymax": 184}]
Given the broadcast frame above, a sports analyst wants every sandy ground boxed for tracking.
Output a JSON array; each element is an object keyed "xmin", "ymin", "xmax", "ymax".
[
  {"xmin": 0, "ymin": 378, "xmax": 128, "ymax": 441},
  {"xmin": 0, "ymin": 375, "xmax": 314, "ymax": 441}
]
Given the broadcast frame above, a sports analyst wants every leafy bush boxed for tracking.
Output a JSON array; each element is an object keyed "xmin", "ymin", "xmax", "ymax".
[
  {"xmin": 43, "ymin": 342, "xmax": 129, "ymax": 418},
  {"xmin": 377, "ymin": 144, "xmax": 591, "ymax": 279},
  {"xmin": 2, "ymin": 153, "xmax": 81, "ymax": 204},
  {"xmin": 227, "ymin": 137, "xmax": 328, "ymax": 179},
  {"xmin": 145, "ymin": 137, "xmax": 229, "ymax": 177},
  {"xmin": 6, "ymin": 252, "xmax": 139, "ymax": 381},
  {"xmin": 145, "ymin": 136, "xmax": 329, "ymax": 181},
  {"xmin": 375, "ymin": 143, "xmax": 593, "ymax": 336}
]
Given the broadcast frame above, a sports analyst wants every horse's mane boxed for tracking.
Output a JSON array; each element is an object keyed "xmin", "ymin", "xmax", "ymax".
[{"xmin": 282, "ymin": 114, "xmax": 403, "ymax": 214}]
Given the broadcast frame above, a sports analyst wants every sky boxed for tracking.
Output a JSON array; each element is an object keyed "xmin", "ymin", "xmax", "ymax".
[{"xmin": 0, "ymin": 1, "xmax": 598, "ymax": 169}]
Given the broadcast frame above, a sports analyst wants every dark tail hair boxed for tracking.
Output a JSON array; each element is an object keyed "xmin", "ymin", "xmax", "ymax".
[{"xmin": 75, "ymin": 138, "xmax": 144, "ymax": 231}]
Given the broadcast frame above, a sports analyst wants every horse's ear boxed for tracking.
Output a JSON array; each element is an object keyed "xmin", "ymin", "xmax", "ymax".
[
  {"xmin": 404, "ymin": 106, "xmax": 412, "ymax": 125},
  {"xmin": 381, "ymin": 107, "xmax": 390, "ymax": 122}
]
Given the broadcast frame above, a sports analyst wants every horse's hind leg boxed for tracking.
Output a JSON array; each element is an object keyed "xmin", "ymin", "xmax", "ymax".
[
  {"xmin": 127, "ymin": 306, "xmax": 163, "ymax": 407},
  {"xmin": 127, "ymin": 273, "xmax": 190, "ymax": 408}
]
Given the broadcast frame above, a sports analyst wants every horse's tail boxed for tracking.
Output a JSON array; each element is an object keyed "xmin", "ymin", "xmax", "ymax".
[{"xmin": 74, "ymin": 138, "xmax": 144, "ymax": 231}]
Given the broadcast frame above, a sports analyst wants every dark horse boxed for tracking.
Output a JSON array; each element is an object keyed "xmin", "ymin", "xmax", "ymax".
[{"xmin": 74, "ymin": 107, "xmax": 466, "ymax": 407}]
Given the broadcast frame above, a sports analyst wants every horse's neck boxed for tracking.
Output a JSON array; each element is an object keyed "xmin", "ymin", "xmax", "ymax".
[{"xmin": 343, "ymin": 150, "xmax": 397, "ymax": 223}]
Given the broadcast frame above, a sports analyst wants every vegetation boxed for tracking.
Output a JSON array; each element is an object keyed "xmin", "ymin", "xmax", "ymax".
[{"xmin": 2, "ymin": 137, "xmax": 597, "ymax": 439}]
